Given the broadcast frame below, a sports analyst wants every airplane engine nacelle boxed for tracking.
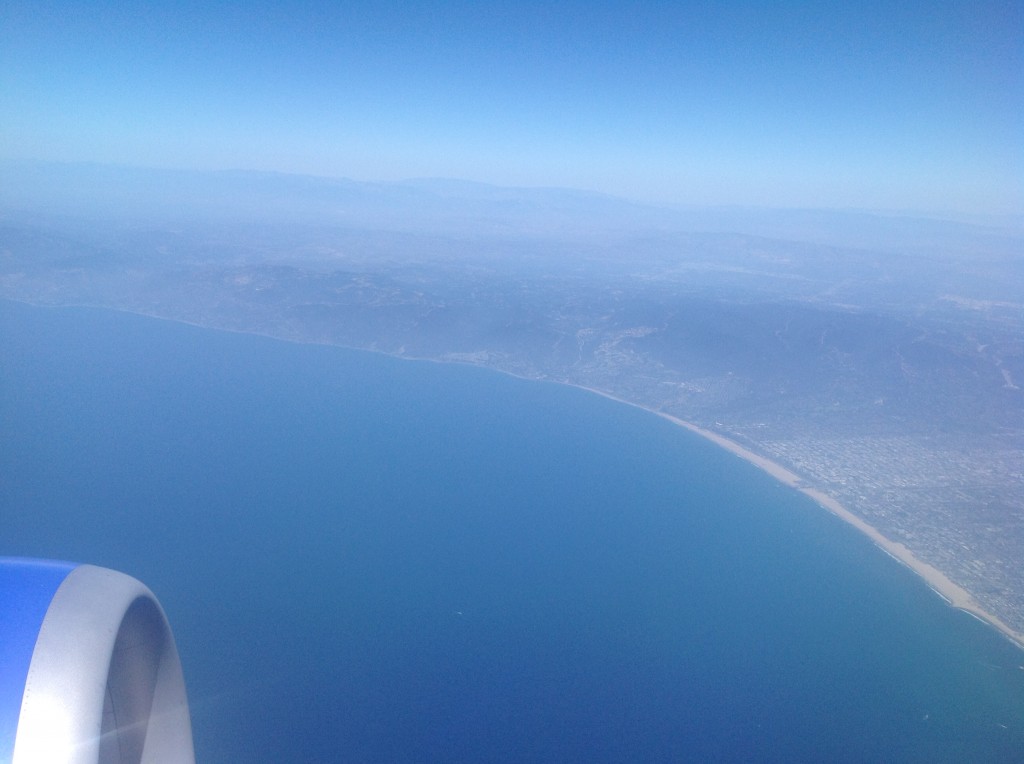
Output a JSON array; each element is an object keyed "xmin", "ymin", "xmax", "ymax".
[{"xmin": 0, "ymin": 559, "xmax": 194, "ymax": 763}]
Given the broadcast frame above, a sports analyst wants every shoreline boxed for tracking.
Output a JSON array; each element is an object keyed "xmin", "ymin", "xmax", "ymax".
[
  {"xmin": 573, "ymin": 385, "xmax": 1024, "ymax": 653},
  {"xmin": 8, "ymin": 300, "xmax": 1023, "ymax": 651}
]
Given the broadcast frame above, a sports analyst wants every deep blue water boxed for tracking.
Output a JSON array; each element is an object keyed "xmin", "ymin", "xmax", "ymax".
[{"xmin": 2, "ymin": 300, "xmax": 1023, "ymax": 762}]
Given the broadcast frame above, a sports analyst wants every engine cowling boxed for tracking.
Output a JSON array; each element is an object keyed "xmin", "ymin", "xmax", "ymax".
[{"xmin": 0, "ymin": 558, "xmax": 194, "ymax": 763}]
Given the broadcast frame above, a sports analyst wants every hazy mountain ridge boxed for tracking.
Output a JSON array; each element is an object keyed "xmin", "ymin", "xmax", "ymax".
[{"xmin": 4, "ymin": 159, "xmax": 1021, "ymax": 252}]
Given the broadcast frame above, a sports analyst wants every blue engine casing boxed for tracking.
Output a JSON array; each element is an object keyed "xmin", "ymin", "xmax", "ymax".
[{"xmin": 0, "ymin": 558, "xmax": 194, "ymax": 763}]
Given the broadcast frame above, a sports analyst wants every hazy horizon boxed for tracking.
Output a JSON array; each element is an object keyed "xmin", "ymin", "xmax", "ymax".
[
  {"xmin": 2, "ymin": 1, "xmax": 1021, "ymax": 216},
  {"xmin": 6, "ymin": 156, "xmax": 1024, "ymax": 227}
]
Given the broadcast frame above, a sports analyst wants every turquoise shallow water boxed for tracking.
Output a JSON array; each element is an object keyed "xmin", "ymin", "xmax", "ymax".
[{"xmin": 2, "ymin": 300, "xmax": 1023, "ymax": 762}]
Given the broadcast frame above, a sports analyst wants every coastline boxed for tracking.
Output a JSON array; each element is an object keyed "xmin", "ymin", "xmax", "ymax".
[
  {"xmin": 8, "ymin": 300, "xmax": 1022, "ymax": 652},
  {"xmin": 573, "ymin": 384, "xmax": 1024, "ymax": 653}
]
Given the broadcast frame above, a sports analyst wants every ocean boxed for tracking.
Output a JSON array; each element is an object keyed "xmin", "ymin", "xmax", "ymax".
[{"xmin": 2, "ymin": 300, "xmax": 1022, "ymax": 762}]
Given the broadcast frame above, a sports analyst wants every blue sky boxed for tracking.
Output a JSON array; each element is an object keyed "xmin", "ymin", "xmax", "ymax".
[{"xmin": 2, "ymin": 1, "xmax": 1021, "ymax": 214}]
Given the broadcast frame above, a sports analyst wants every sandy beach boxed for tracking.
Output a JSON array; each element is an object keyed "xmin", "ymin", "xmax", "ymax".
[
  {"xmin": 30, "ymin": 303, "xmax": 1024, "ymax": 652},
  {"xmin": 575, "ymin": 385, "xmax": 1024, "ymax": 652}
]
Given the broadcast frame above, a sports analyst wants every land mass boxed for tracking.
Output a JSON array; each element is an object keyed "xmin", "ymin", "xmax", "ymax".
[{"xmin": 2, "ymin": 161, "xmax": 1022, "ymax": 648}]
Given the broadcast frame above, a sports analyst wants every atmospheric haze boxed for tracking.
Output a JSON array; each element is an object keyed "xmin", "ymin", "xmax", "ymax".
[
  {"xmin": 2, "ymin": 2, "xmax": 1024, "ymax": 761},
  {"xmin": 1, "ymin": 0, "xmax": 1022, "ymax": 215}
]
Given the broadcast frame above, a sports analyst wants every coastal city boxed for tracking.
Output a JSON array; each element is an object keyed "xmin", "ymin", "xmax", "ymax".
[{"xmin": 2, "ymin": 173, "xmax": 1022, "ymax": 647}]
